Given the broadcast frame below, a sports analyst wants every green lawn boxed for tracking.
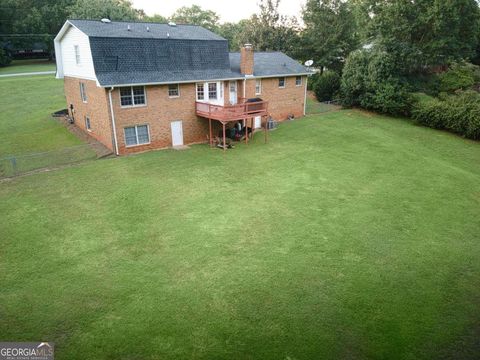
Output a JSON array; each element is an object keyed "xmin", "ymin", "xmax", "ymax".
[
  {"xmin": 0, "ymin": 59, "xmax": 56, "ymax": 75},
  {"xmin": 0, "ymin": 74, "xmax": 82, "ymax": 156},
  {"xmin": 1, "ymin": 88, "xmax": 479, "ymax": 359}
]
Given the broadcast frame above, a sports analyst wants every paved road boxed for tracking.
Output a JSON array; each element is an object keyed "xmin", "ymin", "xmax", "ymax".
[{"xmin": 0, "ymin": 71, "xmax": 56, "ymax": 78}]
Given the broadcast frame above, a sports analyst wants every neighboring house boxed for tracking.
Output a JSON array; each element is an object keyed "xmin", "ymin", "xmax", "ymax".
[{"xmin": 54, "ymin": 19, "xmax": 310, "ymax": 155}]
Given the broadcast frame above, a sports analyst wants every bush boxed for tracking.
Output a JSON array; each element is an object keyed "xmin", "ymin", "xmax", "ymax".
[
  {"xmin": 0, "ymin": 48, "xmax": 12, "ymax": 67},
  {"xmin": 412, "ymin": 90, "xmax": 480, "ymax": 140},
  {"xmin": 340, "ymin": 48, "xmax": 412, "ymax": 115},
  {"xmin": 438, "ymin": 62, "xmax": 480, "ymax": 93},
  {"xmin": 313, "ymin": 71, "xmax": 340, "ymax": 102},
  {"xmin": 307, "ymin": 72, "xmax": 320, "ymax": 91}
]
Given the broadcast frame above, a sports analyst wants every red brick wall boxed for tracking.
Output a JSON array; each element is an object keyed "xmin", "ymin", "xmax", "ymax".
[
  {"xmin": 245, "ymin": 76, "xmax": 306, "ymax": 121},
  {"xmin": 110, "ymin": 83, "xmax": 209, "ymax": 155},
  {"xmin": 64, "ymin": 77, "xmax": 114, "ymax": 151}
]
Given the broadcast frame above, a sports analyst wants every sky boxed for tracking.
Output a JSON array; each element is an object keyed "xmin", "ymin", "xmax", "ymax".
[{"xmin": 131, "ymin": 0, "xmax": 305, "ymax": 23}]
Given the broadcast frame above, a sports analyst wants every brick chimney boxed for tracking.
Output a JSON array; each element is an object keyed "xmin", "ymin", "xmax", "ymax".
[{"xmin": 240, "ymin": 44, "xmax": 254, "ymax": 76}]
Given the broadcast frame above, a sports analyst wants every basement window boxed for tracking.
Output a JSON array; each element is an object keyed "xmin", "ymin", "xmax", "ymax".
[
  {"xmin": 120, "ymin": 86, "xmax": 146, "ymax": 107},
  {"xmin": 168, "ymin": 84, "xmax": 179, "ymax": 97},
  {"xmin": 278, "ymin": 77, "xmax": 286, "ymax": 88},
  {"xmin": 296, "ymin": 76, "xmax": 302, "ymax": 86},
  {"xmin": 124, "ymin": 124, "xmax": 150, "ymax": 147},
  {"xmin": 79, "ymin": 82, "xmax": 87, "ymax": 102},
  {"xmin": 85, "ymin": 116, "xmax": 91, "ymax": 131}
]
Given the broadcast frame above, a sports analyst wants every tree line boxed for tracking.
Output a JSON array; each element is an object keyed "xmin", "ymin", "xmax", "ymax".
[{"xmin": 1, "ymin": 0, "xmax": 479, "ymax": 71}]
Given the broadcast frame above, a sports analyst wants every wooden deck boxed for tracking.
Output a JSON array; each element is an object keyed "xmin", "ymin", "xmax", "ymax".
[{"xmin": 195, "ymin": 101, "xmax": 268, "ymax": 122}]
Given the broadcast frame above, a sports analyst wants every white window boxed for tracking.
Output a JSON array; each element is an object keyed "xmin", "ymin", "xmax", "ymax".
[
  {"xmin": 120, "ymin": 86, "xmax": 146, "ymax": 107},
  {"xmin": 79, "ymin": 82, "xmax": 87, "ymax": 102},
  {"xmin": 296, "ymin": 76, "xmax": 302, "ymax": 86},
  {"xmin": 278, "ymin": 77, "xmax": 286, "ymax": 88},
  {"xmin": 124, "ymin": 125, "xmax": 150, "ymax": 147},
  {"xmin": 74, "ymin": 45, "xmax": 80, "ymax": 65},
  {"xmin": 255, "ymin": 79, "xmax": 262, "ymax": 95},
  {"xmin": 168, "ymin": 84, "xmax": 179, "ymax": 97},
  {"xmin": 85, "ymin": 116, "xmax": 91, "ymax": 131},
  {"xmin": 196, "ymin": 83, "xmax": 204, "ymax": 100},
  {"xmin": 208, "ymin": 82, "xmax": 217, "ymax": 100}
]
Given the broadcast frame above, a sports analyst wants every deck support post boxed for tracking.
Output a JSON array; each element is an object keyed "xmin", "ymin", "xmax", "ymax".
[
  {"xmin": 245, "ymin": 118, "xmax": 248, "ymax": 144},
  {"xmin": 209, "ymin": 118, "xmax": 212, "ymax": 147},
  {"xmin": 222, "ymin": 122, "xmax": 226, "ymax": 152}
]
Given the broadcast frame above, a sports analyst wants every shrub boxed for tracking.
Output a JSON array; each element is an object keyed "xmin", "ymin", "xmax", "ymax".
[
  {"xmin": 0, "ymin": 48, "xmax": 11, "ymax": 67},
  {"xmin": 307, "ymin": 72, "xmax": 320, "ymax": 91},
  {"xmin": 340, "ymin": 48, "xmax": 412, "ymax": 115},
  {"xmin": 313, "ymin": 71, "xmax": 340, "ymax": 102},
  {"xmin": 412, "ymin": 90, "xmax": 480, "ymax": 140},
  {"xmin": 438, "ymin": 62, "xmax": 480, "ymax": 93}
]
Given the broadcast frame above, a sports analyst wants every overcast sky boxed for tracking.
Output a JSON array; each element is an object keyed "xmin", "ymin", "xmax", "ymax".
[{"xmin": 131, "ymin": 0, "xmax": 305, "ymax": 23}]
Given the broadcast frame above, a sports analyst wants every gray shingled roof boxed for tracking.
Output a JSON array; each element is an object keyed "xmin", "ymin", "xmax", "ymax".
[
  {"xmin": 69, "ymin": 19, "xmax": 224, "ymax": 41},
  {"xmin": 64, "ymin": 20, "xmax": 309, "ymax": 86},
  {"xmin": 229, "ymin": 52, "xmax": 310, "ymax": 77},
  {"xmin": 89, "ymin": 36, "xmax": 240, "ymax": 86}
]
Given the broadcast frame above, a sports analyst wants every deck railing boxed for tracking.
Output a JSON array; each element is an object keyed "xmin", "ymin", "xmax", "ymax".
[{"xmin": 195, "ymin": 100, "xmax": 268, "ymax": 121}]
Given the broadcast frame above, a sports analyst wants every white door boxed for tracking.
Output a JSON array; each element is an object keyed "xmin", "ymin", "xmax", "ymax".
[
  {"xmin": 254, "ymin": 116, "xmax": 262, "ymax": 129},
  {"xmin": 171, "ymin": 120, "xmax": 183, "ymax": 146},
  {"xmin": 229, "ymin": 81, "xmax": 237, "ymax": 105}
]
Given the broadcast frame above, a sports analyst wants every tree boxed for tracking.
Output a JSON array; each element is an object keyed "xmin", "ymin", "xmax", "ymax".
[
  {"xmin": 67, "ymin": 0, "xmax": 143, "ymax": 21},
  {"xmin": 234, "ymin": 0, "xmax": 300, "ymax": 56},
  {"xmin": 354, "ymin": 0, "xmax": 480, "ymax": 72},
  {"xmin": 301, "ymin": 0, "xmax": 359, "ymax": 74},
  {"xmin": 170, "ymin": 5, "xmax": 220, "ymax": 31}
]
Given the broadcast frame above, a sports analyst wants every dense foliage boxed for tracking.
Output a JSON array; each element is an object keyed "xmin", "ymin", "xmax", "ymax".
[
  {"xmin": 313, "ymin": 71, "xmax": 341, "ymax": 101},
  {"xmin": 412, "ymin": 91, "xmax": 480, "ymax": 140},
  {"xmin": 340, "ymin": 48, "xmax": 412, "ymax": 116},
  {"xmin": 0, "ymin": 49, "xmax": 12, "ymax": 67}
]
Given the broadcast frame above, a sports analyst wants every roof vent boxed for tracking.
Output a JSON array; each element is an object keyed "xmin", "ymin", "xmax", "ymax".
[
  {"xmin": 167, "ymin": 32, "xmax": 170, "ymax": 38},
  {"xmin": 146, "ymin": 26, "xmax": 150, "ymax": 32},
  {"xmin": 101, "ymin": 18, "xmax": 111, "ymax": 23},
  {"xmin": 168, "ymin": 22, "xmax": 177, "ymax": 27},
  {"xmin": 127, "ymin": 25, "xmax": 131, "ymax": 31}
]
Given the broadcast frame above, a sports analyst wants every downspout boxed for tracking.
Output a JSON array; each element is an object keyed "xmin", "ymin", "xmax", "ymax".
[
  {"xmin": 304, "ymin": 76, "xmax": 308, "ymax": 116},
  {"xmin": 108, "ymin": 87, "xmax": 119, "ymax": 155}
]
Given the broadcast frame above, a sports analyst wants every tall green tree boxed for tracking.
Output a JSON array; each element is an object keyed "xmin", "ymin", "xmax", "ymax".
[
  {"xmin": 170, "ymin": 5, "xmax": 220, "ymax": 31},
  {"xmin": 355, "ymin": 0, "xmax": 480, "ymax": 72},
  {"xmin": 235, "ymin": 0, "xmax": 300, "ymax": 56},
  {"xmin": 301, "ymin": 0, "xmax": 359, "ymax": 73}
]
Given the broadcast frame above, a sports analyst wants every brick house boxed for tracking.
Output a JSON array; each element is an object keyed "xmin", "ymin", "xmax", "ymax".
[{"xmin": 54, "ymin": 19, "xmax": 310, "ymax": 155}]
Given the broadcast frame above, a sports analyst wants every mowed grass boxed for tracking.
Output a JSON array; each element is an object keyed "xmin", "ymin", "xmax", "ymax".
[
  {"xmin": 1, "ymin": 101, "xmax": 479, "ymax": 359},
  {"xmin": 0, "ymin": 74, "xmax": 82, "ymax": 156},
  {"xmin": 0, "ymin": 59, "xmax": 56, "ymax": 75}
]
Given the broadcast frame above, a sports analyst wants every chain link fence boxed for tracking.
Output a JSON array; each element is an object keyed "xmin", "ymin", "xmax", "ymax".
[
  {"xmin": 0, "ymin": 144, "xmax": 97, "ymax": 178},
  {"xmin": 306, "ymin": 99, "xmax": 342, "ymax": 115}
]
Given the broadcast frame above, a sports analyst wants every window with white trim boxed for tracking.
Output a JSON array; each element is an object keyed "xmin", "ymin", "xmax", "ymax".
[
  {"xmin": 255, "ymin": 79, "xmax": 262, "ymax": 95},
  {"xmin": 120, "ymin": 86, "xmax": 146, "ymax": 107},
  {"xmin": 296, "ymin": 76, "xmax": 302, "ymax": 86},
  {"xmin": 74, "ymin": 45, "xmax": 80, "ymax": 65},
  {"xmin": 196, "ymin": 83, "xmax": 204, "ymax": 100},
  {"xmin": 85, "ymin": 116, "xmax": 91, "ymax": 131},
  {"xmin": 168, "ymin": 84, "xmax": 179, "ymax": 97},
  {"xmin": 124, "ymin": 125, "xmax": 150, "ymax": 146},
  {"xmin": 208, "ymin": 82, "xmax": 217, "ymax": 100},
  {"xmin": 79, "ymin": 82, "xmax": 87, "ymax": 102},
  {"xmin": 278, "ymin": 77, "xmax": 286, "ymax": 88}
]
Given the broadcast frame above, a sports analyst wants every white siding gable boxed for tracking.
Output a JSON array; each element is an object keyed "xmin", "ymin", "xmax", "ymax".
[{"xmin": 56, "ymin": 24, "xmax": 96, "ymax": 81}]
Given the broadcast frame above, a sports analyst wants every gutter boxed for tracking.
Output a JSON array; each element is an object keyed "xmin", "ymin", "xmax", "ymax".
[{"xmin": 108, "ymin": 87, "xmax": 119, "ymax": 155}]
